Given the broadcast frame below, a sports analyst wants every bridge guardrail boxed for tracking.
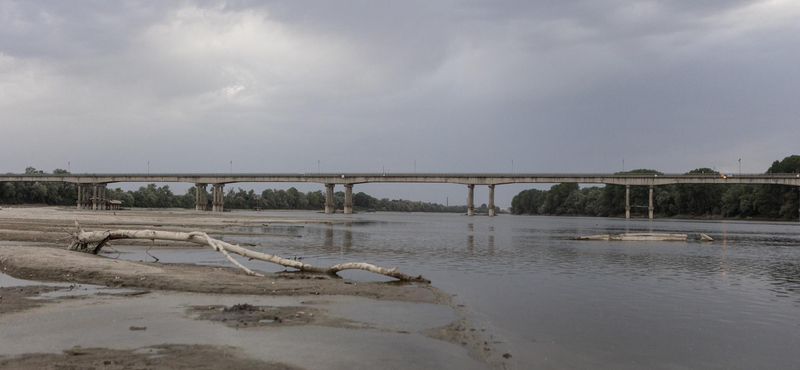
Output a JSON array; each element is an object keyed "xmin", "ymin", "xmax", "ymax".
[{"xmin": 2, "ymin": 172, "xmax": 799, "ymax": 178}]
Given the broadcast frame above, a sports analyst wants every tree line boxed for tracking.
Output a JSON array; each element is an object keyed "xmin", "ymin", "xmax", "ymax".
[
  {"xmin": 0, "ymin": 168, "xmax": 500, "ymax": 213},
  {"xmin": 511, "ymin": 155, "xmax": 800, "ymax": 220}
]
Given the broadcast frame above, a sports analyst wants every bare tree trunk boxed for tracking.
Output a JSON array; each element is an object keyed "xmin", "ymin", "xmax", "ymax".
[{"xmin": 69, "ymin": 226, "xmax": 428, "ymax": 282}]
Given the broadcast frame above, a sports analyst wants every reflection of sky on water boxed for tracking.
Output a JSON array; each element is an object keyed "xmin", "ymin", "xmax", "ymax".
[
  {"xmin": 230, "ymin": 216, "xmax": 800, "ymax": 304},
  {"xmin": 116, "ymin": 213, "xmax": 800, "ymax": 369}
]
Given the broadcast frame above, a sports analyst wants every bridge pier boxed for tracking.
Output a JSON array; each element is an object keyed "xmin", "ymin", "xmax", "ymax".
[
  {"xmin": 82, "ymin": 185, "xmax": 92, "ymax": 210},
  {"xmin": 101, "ymin": 184, "xmax": 107, "ymax": 210},
  {"xmin": 467, "ymin": 184, "xmax": 475, "ymax": 216},
  {"xmin": 195, "ymin": 183, "xmax": 207, "ymax": 211},
  {"xmin": 344, "ymin": 184, "xmax": 353, "ymax": 214},
  {"xmin": 488, "ymin": 185, "xmax": 495, "ymax": 217},
  {"xmin": 211, "ymin": 184, "xmax": 225, "ymax": 212},
  {"xmin": 625, "ymin": 185, "xmax": 630, "ymax": 219},
  {"xmin": 325, "ymin": 184, "xmax": 335, "ymax": 214},
  {"xmin": 649, "ymin": 186, "xmax": 654, "ymax": 219},
  {"xmin": 77, "ymin": 184, "xmax": 88, "ymax": 210},
  {"xmin": 90, "ymin": 184, "xmax": 107, "ymax": 211}
]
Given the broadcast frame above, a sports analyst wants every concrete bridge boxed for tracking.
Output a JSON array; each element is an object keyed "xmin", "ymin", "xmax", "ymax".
[{"xmin": 1, "ymin": 172, "xmax": 799, "ymax": 218}]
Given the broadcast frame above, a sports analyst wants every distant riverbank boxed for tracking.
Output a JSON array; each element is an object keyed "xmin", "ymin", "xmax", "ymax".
[{"xmin": 510, "ymin": 212, "xmax": 799, "ymax": 222}]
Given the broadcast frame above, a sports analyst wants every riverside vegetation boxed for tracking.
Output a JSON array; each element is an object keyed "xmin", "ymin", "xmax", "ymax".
[{"xmin": 511, "ymin": 155, "xmax": 800, "ymax": 220}]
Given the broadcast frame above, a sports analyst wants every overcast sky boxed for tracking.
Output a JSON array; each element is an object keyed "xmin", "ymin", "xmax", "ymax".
[{"xmin": 1, "ymin": 0, "xmax": 798, "ymax": 207}]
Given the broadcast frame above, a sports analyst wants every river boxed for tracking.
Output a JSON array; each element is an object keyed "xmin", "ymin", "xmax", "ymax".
[{"xmin": 118, "ymin": 212, "xmax": 800, "ymax": 369}]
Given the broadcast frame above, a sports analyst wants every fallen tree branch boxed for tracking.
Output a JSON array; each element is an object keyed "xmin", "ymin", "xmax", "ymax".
[
  {"xmin": 145, "ymin": 244, "xmax": 159, "ymax": 262},
  {"xmin": 68, "ymin": 224, "xmax": 428, "ymax": 282}
]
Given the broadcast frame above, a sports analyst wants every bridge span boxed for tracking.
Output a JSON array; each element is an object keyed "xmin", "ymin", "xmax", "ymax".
[{"xmin": 1, "ymin": 172, "xmax": 799, "ymax": 218}]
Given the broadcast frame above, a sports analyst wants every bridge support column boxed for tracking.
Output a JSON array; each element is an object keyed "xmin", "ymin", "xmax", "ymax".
[
  {"xmin": 77, "ymin": 184, "xmax": 83, "ymax": 210},
  {"xmin": 84, "ymin": 185, "xmax": 90, "ymax": 209},
  {"xmin": 488, "ymin": 185, "xmax": 495, "ymax": 217},
  {"xmin": 467, "ymin": 184, "xmax": 475, "ymax": 216},
  {"xmin": 212, "ymin": 184, "xmax": 225, "ymax": 212},
  {"xmin": 344, "ymin": 184, "xmax": 353, "ymax": 214},
  {"xmin": 91, "ymin": 184, "xmax": 107, "ymax": 211},
  {"xmin": 325, "ymin": 184, "xmax": 335, "ymax": 214},
  {"xmin": 195, "ymin": 183, "xmax": 207, "ymax": 211},
  {"xmin": 625, "ymin": 185, "xmax": 630, "ymax": 219},
  {"xmin": 649, "ymin": 186, "xmax": 654, "ymax": 219},
  {"xmin": 78, "ymin": 185, "xmax": 91, "ymax": 210}
]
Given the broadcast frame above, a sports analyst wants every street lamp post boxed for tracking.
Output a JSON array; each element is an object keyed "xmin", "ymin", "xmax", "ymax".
[{"xmin": 739, "ymin": 159, "xmax": 741, "ymax": 175}]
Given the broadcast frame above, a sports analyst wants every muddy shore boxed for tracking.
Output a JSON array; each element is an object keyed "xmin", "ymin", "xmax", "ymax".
[{"xmin": 0, "ymin": 207, "xmax": 503, "ymax": 370}]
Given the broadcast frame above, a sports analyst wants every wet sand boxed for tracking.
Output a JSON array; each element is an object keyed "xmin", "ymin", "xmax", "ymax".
[
  {"xmin": 0, "ymin": 344, "xmax": 300, "ymax": 370},
  {"xmin": 0, "ymin": 207, "xmax": 500, "ymax": 370}
]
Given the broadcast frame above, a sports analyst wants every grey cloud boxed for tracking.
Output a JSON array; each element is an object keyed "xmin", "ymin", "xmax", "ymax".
[{"xmin": 1, "ymin": 0, "xmax": 798, "ymax": 207}]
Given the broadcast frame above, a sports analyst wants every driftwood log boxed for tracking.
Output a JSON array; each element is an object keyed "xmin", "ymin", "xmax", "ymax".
[{"xmin": 68, "ymin": 225, "xmax": 428, "ymax": 283}]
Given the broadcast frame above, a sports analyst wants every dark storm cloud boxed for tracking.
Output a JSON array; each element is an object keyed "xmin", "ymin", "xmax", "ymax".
[{"xmin": 1, "ymin": 0, "xmax": 798, "ymax": 206}]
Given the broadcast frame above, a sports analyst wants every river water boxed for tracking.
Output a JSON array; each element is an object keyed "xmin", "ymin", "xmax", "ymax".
[{"xmin": 119, "ymin": 212, "xmax": 800, "ymax": 369}]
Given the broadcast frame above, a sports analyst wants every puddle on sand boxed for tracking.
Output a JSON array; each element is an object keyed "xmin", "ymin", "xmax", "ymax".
[
  {"xmin": 31, "ymin": 285, "xmax": 141, "ymax": 300},
  {"xmin": 0, "ymin": 272, "xmax": 72, "ymax": 288},
  {"xmin": 133, "ymin": 347, "xmax": 166, "ymax": 359},
  {"xmin": 1, "ymin": 272, "xmax": 142, "ymax": 299}
]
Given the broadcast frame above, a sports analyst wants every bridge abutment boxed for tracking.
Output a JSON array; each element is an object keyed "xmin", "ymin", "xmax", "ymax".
[
  {"xmin": 488, "ymin": 185, "xmax": 495, "ymax": 217},
  {"xmin": 467, "ymin": 184, "xmax": 475, "ymax": 216},
  {"xmin": 211, "ymin": 184, "xmax": 224, "ymax": 212},
  {"xmin": 344, "ymin": 184, "xmax": 353, "ymax": 214},
  {"xmin": 195, "ymin": 183, "xmax": 207, "ymax": 211},
  {"xmin": 325, "ymin": 184, "xmax": 335, "ymax": 214}
]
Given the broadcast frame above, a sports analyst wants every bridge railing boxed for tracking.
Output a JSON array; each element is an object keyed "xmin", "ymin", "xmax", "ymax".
[{"xmin": 1, "ymin": 172, "xmax": 799, "ymax": 178}]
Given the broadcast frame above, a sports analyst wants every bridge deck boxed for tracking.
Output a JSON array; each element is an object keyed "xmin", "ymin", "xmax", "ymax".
[{"xmin": 1, "ymin": 173, "xmax": 799, "ymax": 186}]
